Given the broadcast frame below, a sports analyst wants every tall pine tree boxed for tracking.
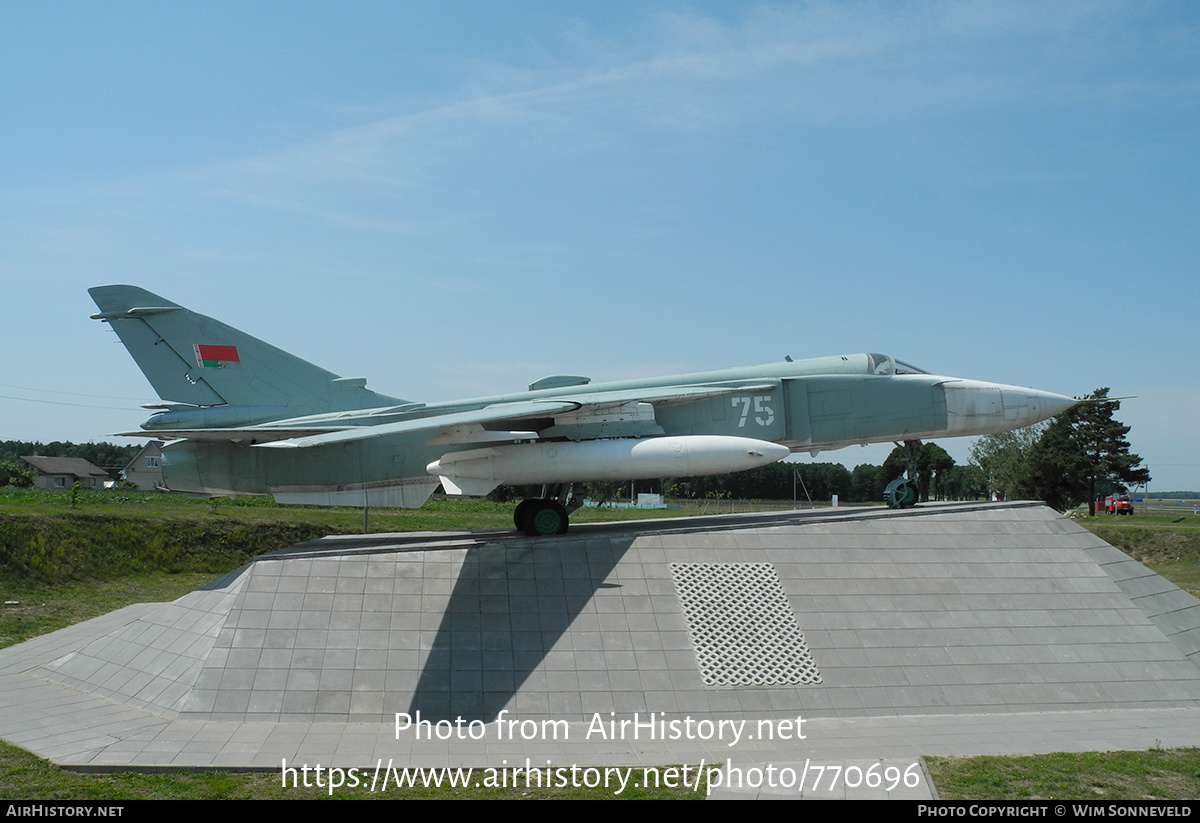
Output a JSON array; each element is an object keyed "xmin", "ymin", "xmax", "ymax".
[{"xmin": 1026, "ymin": 389, "xmax": 1150, "ymax": 513}]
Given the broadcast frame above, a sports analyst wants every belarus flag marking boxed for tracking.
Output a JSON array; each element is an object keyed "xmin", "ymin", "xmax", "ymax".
[{"xmin": 194, "ymin": 344, "xmax": 240, "ymax": 368}]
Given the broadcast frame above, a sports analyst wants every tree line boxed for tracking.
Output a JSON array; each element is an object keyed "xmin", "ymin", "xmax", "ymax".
[
  {"xmin": 0, "ymin": 440, "xmax": 143, "ymax": 487},
  {"xmin": 658, "ymin": 445, "xmax": 989, "ymax": 504}
]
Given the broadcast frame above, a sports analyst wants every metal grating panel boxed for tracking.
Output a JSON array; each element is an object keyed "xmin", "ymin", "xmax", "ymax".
[{"xmin": 671, "ymin": 562, "xmax": 822, "ymax": 687}]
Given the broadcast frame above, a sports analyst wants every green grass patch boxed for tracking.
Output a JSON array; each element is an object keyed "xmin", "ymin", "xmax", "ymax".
[
  {"xmin": 1076, "ymin": 513, "xmax": 1200, "ymax": 597},
  {"xmin": 0, "ymin": 574, "xmax": 215, "ymax": 649},
  {"xmin": 926, "ymin": 748, "xmax": 1200, "ymax": 800},
  {"xmin": 5, "ymin": 738, "xmax": 1197, "ymax": 800},
  {"xmin": 0, "ymin": 740, "xmax": 703, "ymax": 799},
  {"xmin": 0, "ymin": 491, "xmax": 696, "ymax": 585}
]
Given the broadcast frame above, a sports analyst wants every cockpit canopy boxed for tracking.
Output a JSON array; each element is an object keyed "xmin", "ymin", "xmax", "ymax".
[{"xmin": 866, "ymin": 353, "xmax": 928, "ymax": 376}]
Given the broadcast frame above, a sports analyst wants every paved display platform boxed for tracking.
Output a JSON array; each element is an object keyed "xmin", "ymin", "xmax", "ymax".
[{"xmin": 1, "ymin": 501, "xmax": 1197, "ymax": 799}]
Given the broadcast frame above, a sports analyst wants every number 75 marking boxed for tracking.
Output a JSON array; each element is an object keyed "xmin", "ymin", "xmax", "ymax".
[{"xmin": 732, "ymin": 395, "xmax": 775, "ymax": 427}]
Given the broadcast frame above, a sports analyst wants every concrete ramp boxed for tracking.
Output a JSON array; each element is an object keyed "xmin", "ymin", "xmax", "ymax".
[
  {"xmin": 1, "ymin": 501, "xmax": 1198, "ymax": 773},
  {"xmin": 26, "ymin": 502, "xmax": 1200, "ymax": 725}
]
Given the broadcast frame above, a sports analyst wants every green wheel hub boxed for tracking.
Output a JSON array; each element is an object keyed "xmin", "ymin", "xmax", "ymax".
[
  {"xmin": 529, "ymin": 508, "xmax": 561, "ymax": 535},
  {"xmin": 884, "ymin": 477, "xmax": 918, "ymax": 509},
  {"xmin": 522, "ymin": 500, "xmax": 569, "ymax": 536}
]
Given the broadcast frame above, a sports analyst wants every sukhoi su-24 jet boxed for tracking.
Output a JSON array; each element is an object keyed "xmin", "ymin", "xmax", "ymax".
[{"xmin": 90, "ymin": 286, "xmax": 1077, "ymax": 535}]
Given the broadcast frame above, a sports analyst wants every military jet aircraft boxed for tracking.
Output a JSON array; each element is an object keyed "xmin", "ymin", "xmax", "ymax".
[{"xmin": 90, "ymin": 285, "xmax": 1076, "ymax": 534}]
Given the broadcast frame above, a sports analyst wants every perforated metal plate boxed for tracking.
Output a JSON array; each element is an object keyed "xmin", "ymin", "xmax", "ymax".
[{"xmin": 671, "ymin": 563, "xmax": 822, "ymax": 687}]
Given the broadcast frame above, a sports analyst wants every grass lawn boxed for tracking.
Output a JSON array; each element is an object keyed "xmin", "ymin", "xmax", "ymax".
[
  {"xmin": 1074, "ymin": 510, "xmax": 1200, "ymax": 597},
  {"xmin": 0, "ymin": 740, "xmax": 703, "ymax": 799},
  {"xmin": 926, "ymin": 748, "xmax": 1199, "ymax": 800}
]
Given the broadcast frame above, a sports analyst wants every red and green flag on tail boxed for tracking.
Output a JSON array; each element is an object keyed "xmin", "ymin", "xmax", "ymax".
[{"xmin": 193, "ymin": 344, "xmax": 240, "ymax": 369}]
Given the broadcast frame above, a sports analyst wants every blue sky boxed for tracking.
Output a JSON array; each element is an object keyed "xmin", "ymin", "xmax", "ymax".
[{"xmin": 2, "ymin": 1, "xmax": 1197, "ymax": 490}]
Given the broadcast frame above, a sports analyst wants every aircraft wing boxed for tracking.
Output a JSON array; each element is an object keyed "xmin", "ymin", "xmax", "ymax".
[
  {"xmin": 116, "ymin": 401, "xmax": 577, "ymax": 444},
  {"xmin": 544, "ymin": 382, "xmax": 777, "ymax": 408},
  {"xmin": 114, "ymin": 428, "xmax": 346, "ymax": 442},
  {"xmin": 253, "ymin": 399, "xmax": 582, "ymax": 449},
  {"xmin": 253, "ymin": 383, "xmax": 772, "ymax": 450},
  {"xmin": 128, "ymin": 384, "xmax": 776, "ymax": 448}
]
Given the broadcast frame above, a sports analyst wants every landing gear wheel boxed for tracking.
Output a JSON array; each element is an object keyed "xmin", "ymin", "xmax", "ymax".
[
  {"xmin": 884, "ymin": 477, "xmax": 918, "ymax": 509},
  {"xmin": 513, "ymin": 499, "xmax": 536, "ymax": 530},
  {"xmin": 524, "ymin": 500, "xmax": 569, "ymax": 536}
]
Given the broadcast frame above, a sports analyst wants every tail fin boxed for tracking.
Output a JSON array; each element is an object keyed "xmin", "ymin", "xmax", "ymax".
[{"xmin": 89, "ymin": 285, "xmax": 407, "ymax": 414}]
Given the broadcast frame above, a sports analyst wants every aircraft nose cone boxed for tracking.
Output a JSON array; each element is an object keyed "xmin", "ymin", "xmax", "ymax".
[{"xmin": 1027, "ymin": 389, "xmax": 1079, "ymax": 422}]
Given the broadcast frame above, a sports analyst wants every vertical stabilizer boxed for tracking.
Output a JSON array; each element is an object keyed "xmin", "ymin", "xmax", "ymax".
[{"xmin": 89, "ymin": 285, "xmax": 407, "ymax": 414}]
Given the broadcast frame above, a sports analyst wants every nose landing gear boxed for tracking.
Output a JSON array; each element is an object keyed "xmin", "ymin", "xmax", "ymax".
[
  {"xmin": 884, "ymin": 476, "xmax": 919, "ymax": 508},
  {"xmin": 884, "ymin": 439, "xmax": 922, "ymax": 509}
]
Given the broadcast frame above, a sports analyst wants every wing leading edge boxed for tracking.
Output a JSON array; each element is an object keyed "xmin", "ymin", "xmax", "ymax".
[{"xmin": 248, "ymin": 383, "xmax": 778, "ymax": 449}]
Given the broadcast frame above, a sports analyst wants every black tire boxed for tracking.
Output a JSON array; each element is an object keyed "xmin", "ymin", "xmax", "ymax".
[{"xmin": 513, "ymin": 499, "xmax": 535, "ymax": 530}]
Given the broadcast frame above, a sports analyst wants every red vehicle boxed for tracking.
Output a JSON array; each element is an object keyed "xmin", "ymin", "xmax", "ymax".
[{"xmin": 1100, "ymin": 495, "xmax": 1135, "ymax": 515}]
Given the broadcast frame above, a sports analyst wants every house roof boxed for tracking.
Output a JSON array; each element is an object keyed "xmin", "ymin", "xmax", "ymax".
[{"xmin": 20, "ymin": 456, "xmax": 110, "ymax": 478}]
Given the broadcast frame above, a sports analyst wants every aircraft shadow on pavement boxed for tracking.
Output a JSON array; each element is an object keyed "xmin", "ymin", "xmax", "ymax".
[{"xmin": 407, "ymin": 536, "xmax": 637, "ymax": 722}]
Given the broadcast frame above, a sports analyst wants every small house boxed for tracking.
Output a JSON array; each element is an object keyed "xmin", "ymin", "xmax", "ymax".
[{"xmin": 19, "ymin": 456, "xmax": 111, "ymax": 491}]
